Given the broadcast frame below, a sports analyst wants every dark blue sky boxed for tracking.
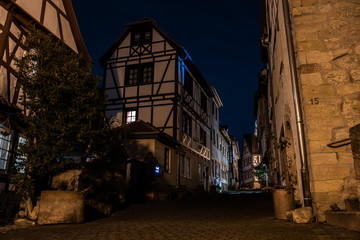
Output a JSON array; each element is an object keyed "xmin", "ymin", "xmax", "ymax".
[{"xmin": 72, "ymin": 0, "xmax": 263, "ymax": 143}]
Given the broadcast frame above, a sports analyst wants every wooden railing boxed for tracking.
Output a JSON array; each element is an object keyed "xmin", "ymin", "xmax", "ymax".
[{"xmin": 182, "ymin": 134, "xmax": 210, "ymax": 160}]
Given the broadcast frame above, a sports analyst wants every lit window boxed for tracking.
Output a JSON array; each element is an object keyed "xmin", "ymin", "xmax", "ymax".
[
  {"xmin": 164, "ymin": 148, "xmax": 170, "ymax": 173},
  {"xmin": 125, "ymin": 110, "xmax": 137, "ymax": 124}
]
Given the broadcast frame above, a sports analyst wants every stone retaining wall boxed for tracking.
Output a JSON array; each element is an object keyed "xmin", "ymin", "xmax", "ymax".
[{"xmin": 38, "ymin": 191, "xmax": 85, "ymax": 225}]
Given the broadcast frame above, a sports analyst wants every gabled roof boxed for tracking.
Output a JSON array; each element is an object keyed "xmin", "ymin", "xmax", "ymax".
[
  {"xmin": 8, "ymin": 0, "xmax": 91, "ymax": 63},
  {"xmin": 99, "ymin": 17, "xmax": 214, "ymax": 98},
  {"xmin": 99, "ymin": 17, "xmax": 182, "ymax": 64}
]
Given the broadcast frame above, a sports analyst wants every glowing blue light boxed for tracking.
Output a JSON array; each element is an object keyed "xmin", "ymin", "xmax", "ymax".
[{"xmin": 155, "ymin": 166, "xmax": 160, "ymax": 174}]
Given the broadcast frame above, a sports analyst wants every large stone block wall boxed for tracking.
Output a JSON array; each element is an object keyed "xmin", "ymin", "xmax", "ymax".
[
  {"xmin": 291, "ymin": 0, "xmax": 360, "ymax": 221},
  {"xmin": 38, "ymin": 191, "xmax": 85, "ymax": 225}
]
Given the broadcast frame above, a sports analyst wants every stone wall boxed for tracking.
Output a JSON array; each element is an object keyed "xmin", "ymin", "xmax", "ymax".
[
  {"xmin": 37, "ymin": 191, "xmax": 85, "ymax": 225},
  {"xmin": 291, "ymin": 0, "xmax": 360, "ymax": 221}
]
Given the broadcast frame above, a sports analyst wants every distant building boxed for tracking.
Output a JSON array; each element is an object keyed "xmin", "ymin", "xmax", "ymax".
[
  {"xmin": 253, "ymin": 68, "xmax": 271, "ymax": 186},
  {"xmin": 217, "ymin": 126, "xmax": 231, "ymax": 191},
  {"xmin": 208, "ymin": 85, "xmax": 225, "ymax": 190},
  {"xmin": 229, "ymin": 135, "xmax": 241, "ymax": 190},
  {"xmin": 0, "ymin": 0, "xmax": 89, "ymax": 195},
  {"xmin": 100, "ymin": 18, "xmax": 235, "ymax": 194},
  {"xmin": 259, "ymin": 0, "xmax": 360, "ymax": 222},
  {"xmin": 240, "ymin": 134, "xmax": 261, "ymax": 188}
]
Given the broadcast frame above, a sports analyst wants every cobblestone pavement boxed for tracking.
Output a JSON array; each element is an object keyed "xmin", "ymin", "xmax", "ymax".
[{"xmin": 1, "ymin": 192, "xmax": 360, "ymax": 240}]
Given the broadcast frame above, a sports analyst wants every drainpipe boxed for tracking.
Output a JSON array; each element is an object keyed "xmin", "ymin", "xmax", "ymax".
[{"xmin": 282, "ymin": 0, "xmax": 312, "ymax": 207}]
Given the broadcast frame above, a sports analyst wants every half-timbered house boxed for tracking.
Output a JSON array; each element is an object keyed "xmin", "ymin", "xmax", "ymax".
[
  {"xmin": 240, "ymin": 133, "xmax": 261, "ymax": 189},
  {"xmin": 0, "ymin": 0, "xmax": 89, "ymax": 198},
  {"xmin": 100, "ymin": 18, "xmax": 216, "ymax": 194}
]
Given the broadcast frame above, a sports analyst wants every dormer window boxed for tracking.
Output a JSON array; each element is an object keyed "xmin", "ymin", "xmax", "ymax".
[{"xmin": 131, "ymin": 28, "xmax": 152, "ymax": 45}]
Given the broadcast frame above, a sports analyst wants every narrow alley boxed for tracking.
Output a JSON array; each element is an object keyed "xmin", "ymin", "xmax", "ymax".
[{"xmin": 1, "ymin": 192, "xmax": 359, "ymax": 240}]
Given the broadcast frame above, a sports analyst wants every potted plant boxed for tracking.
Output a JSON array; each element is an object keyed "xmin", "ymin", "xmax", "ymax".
[{"xmin": 263, "ymin": 136, "xmax": 296, "ymax": 220}]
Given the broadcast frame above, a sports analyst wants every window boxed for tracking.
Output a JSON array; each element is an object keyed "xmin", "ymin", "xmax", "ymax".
[
  {"xmin": 200, "ymin": 127, "xmax": 206, "ymax": 146},
  {"xmin": 164, "ymin": 148, "xmax": 170, "ymax": 173},
  {"xmin": 213, "ymin": 129, "xmax": 215, "ymax": 144},
  {"xmin": 142, "ymin": 64, "xmax": 153, "ymax": 83},
  {"xmin": 201, "ymin": 92, "xmax": 207, "ymax": 113},
  {"xmin": 127, "ymin": 65, "xmax": 138, "ymax": 85},
  {"xmin": 125, "ymin": 63, "xmax": 153, "ymax": 85},
  {"xmin": 131, "ymin": 29, "xmax": 152, "ymax": 45},
  {"xmin": 180, "ymin": 155, "xmax": 185, "ymax": 177},
  {"xmin": 182, "ymin": 112, "xmax": 191, "ymax": 136},
  {"xmin": 186, "ymin": 157, "xmax": 190, "ymax": 178},
  {"xmin": 124, "ymin": 109, "xmax": 137, "ymax": 124},
  {"xmin": 199, "ymin": 163, "xmax": 202, "ymax": 181},
  {"xmin": 212, "ymin": 102, "xmax": 215, "ymax": 115},
  {"xmin": 184, "ymin": 70, "xmax": 193, "ymax": 95},
  {"xmin": 0, "ymin": 128, "xmax": 12, "ymax": 170}
]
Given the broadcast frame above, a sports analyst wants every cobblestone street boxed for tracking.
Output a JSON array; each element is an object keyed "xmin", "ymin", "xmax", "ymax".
[{"xmin": 1, "ymin": 192, "xmax": 360, "ymax": 240}]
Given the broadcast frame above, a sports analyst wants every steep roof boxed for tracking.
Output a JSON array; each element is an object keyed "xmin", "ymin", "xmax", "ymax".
[
  {"xmin": 9, "ymin": 0, "xmax": 91, "ymax": 63},
  {"xmin": 99, "ymin": 17, "xmax": 182, "ymax": 63},
  {"xmin": 99, "ymin": 17, "xmax": 214, "ymax": 98}
]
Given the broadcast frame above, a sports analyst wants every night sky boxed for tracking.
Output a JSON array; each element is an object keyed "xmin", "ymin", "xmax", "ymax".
[{"xmin": 72, "ymin": 0, "xmax": 263, "ymax": 144}]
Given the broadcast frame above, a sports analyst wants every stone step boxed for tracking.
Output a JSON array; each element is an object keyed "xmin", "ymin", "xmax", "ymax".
[{"xmin": 326, "ymin": 211, "xmax": 360, "ymax": 231}]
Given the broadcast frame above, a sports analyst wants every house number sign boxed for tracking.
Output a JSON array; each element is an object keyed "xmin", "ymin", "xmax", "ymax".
[{"xmin": 310, "ymin": 98, "xmax": 319, "ymax": 105}]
